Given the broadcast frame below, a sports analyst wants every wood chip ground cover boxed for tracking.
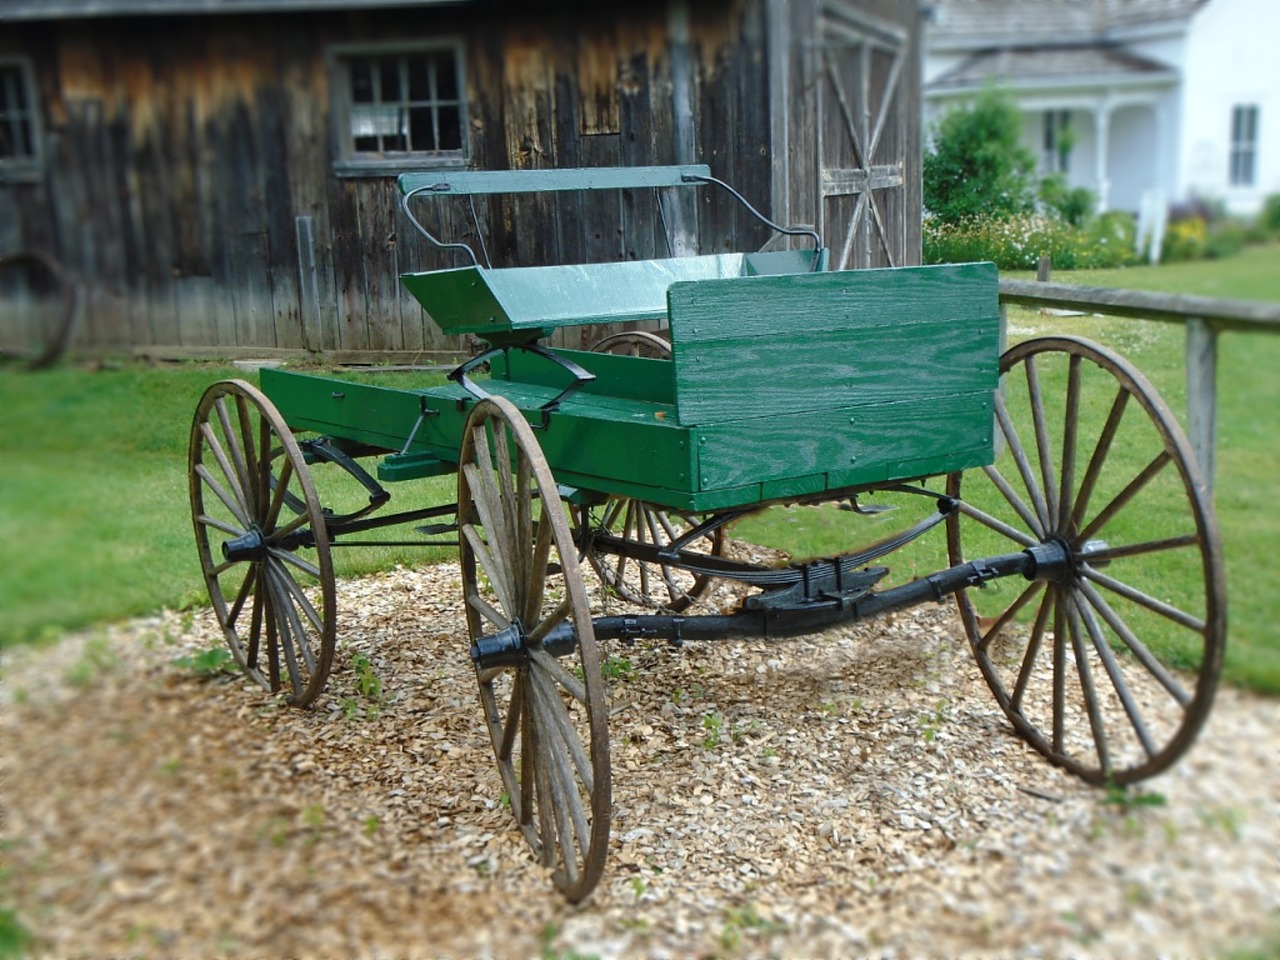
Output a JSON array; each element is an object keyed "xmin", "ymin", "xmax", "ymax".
[{"xmin": 2, "ymin": 560, "xmax": 1277, "ymax": 958}]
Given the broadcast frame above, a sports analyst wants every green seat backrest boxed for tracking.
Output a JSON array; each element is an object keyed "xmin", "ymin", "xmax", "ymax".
[
  {"xmin": 666, "ymin": 262, "xmax": 1000, "ymax": 427},
  {"xmin": 400, "ymin": 249, "xmax": 823, "ymax": 341}
]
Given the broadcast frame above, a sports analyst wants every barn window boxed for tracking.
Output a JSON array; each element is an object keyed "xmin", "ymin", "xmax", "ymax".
[
  {"xmin": 0, "ymin": 57, "xmax": 41, "ymax": 180},
  {"xmin": 1229, "ymin": 104, "xmax": 1258, "ymax": 187},
  {"xmin": 330, "ymin": 43, "xmax": 466, "ymax": 174}
]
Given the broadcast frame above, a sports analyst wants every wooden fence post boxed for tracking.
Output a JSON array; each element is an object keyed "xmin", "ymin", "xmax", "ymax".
[{"xmin": 1185, "ymin": 317, "xmax": 1218, "ymax": 493}]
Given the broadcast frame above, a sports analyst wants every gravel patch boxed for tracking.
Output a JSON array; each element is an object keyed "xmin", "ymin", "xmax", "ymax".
[{"xmin": 2, "ymin": 560, "xmax": 1277, "ymax": 958}]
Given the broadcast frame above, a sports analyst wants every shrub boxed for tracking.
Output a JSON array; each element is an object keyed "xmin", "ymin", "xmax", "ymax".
[
  {"xmin": 924, "ymin": 87, "xmax": 1038, "ymax": 224},
  {"xmin": 923, "ymin": 212, "xmax": 1136, "ymax": 270},
  {"xmin": 1039, "ymin": 174, "xmax": 1097, "ymax": 227},
  {"xmin": 1206, "ymin": 219, "xmax": 1248, "ymax": 259},
  {"xmin": 1260, "ymin": 193, "xmax": 1280, "ymax": 237},
  {"xmin": 1162, "ymin": 216, "xmax": 1208, "ymax": 263}
]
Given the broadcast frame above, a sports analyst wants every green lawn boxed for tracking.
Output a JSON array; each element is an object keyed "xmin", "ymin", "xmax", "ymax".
[
  {"xmin": 2, "ymin": 245, "xmax": 1278, "ymax": 693},
  {"xmin": 0, "ymin": 363, "xmax": 454, "ymax": 648}
]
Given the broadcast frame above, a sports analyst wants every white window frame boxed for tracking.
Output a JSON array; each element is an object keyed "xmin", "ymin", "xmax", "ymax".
[
  {"xmin": 328, "ymin": 40, "xmax": 468, "ymax": 177},
  {"xmin": 0, "ymin": 56, "xmax": 42, "ymax": 182}
]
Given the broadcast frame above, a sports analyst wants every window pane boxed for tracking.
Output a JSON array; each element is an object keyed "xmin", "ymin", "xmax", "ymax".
[
  {"xmin": 351, "ymin": 61, "xmax": 374, "ymax": 104},
  {"xmin": 0, "ymin": 69, "xmax": 12, "ymax": 113},
  {"xmin": 379, "ymin": 60, "xmax": 401, "ymax": 102},
  {"xmin": 0, "ymin": 124, "xmax": 14, "ymax": 159},
  {"xmin": 438, "ymin": 106, "xmax": 461, "ymax": 150},
  {"xmin": 408, "ymin": 58, "xmax": 431, "ymax": 101},
  {"xmin": 436, "ymin": 51, "xmax": 459, "ymax": 101},
  {"xmin": 408, "ymin": 106, "xmax": 434, "ymax": 151}
]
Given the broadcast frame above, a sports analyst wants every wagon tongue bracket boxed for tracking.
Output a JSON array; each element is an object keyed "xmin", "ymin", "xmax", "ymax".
[{"xmin": 470, "ymin": 619, "xmax": 578, "ymax": 670}]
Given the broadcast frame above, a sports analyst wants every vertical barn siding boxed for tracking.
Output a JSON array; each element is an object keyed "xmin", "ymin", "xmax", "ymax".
[{"xmin": 1, "ymin": 1, "xmax": 917, "ymax": 357}]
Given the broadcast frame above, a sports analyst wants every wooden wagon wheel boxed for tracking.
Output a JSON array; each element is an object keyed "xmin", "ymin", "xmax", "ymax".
[
  {"xmin": 579, "ymin": 330, "xmax": 725, "ymax": 612},
  {"xmin": 0, "ymin": 251, "xmax": 79, "ymax": 370},
  {"xmin": 189, "ymin": 380, "xmax": 336, "ymax": 707},
  {"xmin": 457, "ymin": 396, "xmax": 611, "ymax": 901},
  {"xmin": 947, "ymin": 336, "xmax": 1226, "ymax": 785},
  {"xmin": 587, "ymin": 329, "xmax": 673, "ymax": 359}
]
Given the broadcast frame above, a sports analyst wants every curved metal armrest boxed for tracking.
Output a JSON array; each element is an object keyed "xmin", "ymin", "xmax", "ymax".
[
  {"xmin": 401, "ymin": 184, "xmax": 483, "ymax": 267},
  {"xmin": 449, "ymin": 342, "xmax": 597, "ymax": 429},
  {"xmin": 680, "ymin": 172, "xmax": 825, "ymax": 268}
]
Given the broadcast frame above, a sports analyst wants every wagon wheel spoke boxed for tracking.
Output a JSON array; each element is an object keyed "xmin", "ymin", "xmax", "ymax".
[
  {"xmin": 246, "ymin": 571, "xmax": 266, "ymax": 676},
  {"xmin": 982, "ymin": 464, "xmax": 1045, "ymax": 541},
  {"xmin": 953, "ymin": 497, "xmax": 1038, "ymax": 548},
  {"xmin": 1058, "ymin": 354, "xmax": 1082, "ymax": 531},
  {"xmin": 1076, "ymin": 579, "xmax": 1193, "ymax": 708},
  {"xmin": 214, "ymin": 396, "xmax": 257, "ymax": 517},
  {"xmin": 1063, "ymin": 591, "xmax": 1111, "ymax": 775},
  {"xmin": 1078, "ymin": 452, "xmax": 1174, "ymax": 542},
  {"xmin": 947, "ymin": 336, "xmax": 1225, "ymax": 785},
  {"xmin": 975, "ymin": 579, "xmax": 1044, "ymax": 655},
  {"xmin": 198, "ymin": 421, "xmax": 252, "ymax": 519},
  {"xmin": 459, "ymin": 396, "xmax": 610, "ymax": 902},
  {"xmin": 195, "ymin": 463, "xmax": 251, "ymax": 530},
  {"xmin": 189, "ymin": 379, "xmax": 335, "ymax": 707},
  {"xmin": 1024, "ymin": 356, "xmax": 1060, "ymax": 525},
  {"xmin": 1073, "ymin": 591, "xmax": 1159, "ymax": 760},
  {"xmin": 1072, "ymin": 387, "xmax": 1130, "ymax": 528},
  {"xmin": 262, "ymin": 565, "xmax": 306, "ymax": 694},
  {"xmin": 1010, "ymin": 586, "xmax": 1055, "ymax": 713},
  {"xmin": 994, "ymin": 393, "xmax": 1051, "ymax": 530},
  {"xmin": 269, "ymin": 546, "xmax": 322, "ymax": 581}
]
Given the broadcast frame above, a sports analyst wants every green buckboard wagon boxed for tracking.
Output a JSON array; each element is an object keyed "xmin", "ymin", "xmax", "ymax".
[{"xmin": 188, "ymin": 165, "xmax": 1225, "ymax": 902}]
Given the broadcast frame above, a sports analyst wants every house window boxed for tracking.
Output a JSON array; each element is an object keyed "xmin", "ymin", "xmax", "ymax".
[
  {"xmin": 0, "ymin": 57, "xmax": 41, "ymax": 179},
  {"xmin": 330, "ymin": 43, "xmax": 466, "ymax": 173},
  {"xmin": 1043, "ymin": 110, "xmax": 1072, "ymax": 174},
  {"xmin": 1229, "ymin": 104, "xmax": 1258, "ymax": 187}
]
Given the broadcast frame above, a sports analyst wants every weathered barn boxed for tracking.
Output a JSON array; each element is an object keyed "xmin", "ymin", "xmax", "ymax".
[{"xmin": 0, "ymin": 0, "xmax": 922, "ymax": 359}]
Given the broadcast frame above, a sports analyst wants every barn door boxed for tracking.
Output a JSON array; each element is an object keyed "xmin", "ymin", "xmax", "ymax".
[{"xmin": 815, "ymin": 1, "xmax": 911, "ymax": 269}]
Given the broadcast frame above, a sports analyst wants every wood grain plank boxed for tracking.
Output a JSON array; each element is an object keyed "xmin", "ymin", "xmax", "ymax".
[
  {"xmin": 673, "ymin": 316, "xmax": 998, "ymax": 423},
  {"xmin": 695, "ymin": 391, "xmax": 994, "ymax": 492}
]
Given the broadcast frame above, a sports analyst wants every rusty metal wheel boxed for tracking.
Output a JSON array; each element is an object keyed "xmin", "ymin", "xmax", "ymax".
[
  {"xmin": 581, "ymin": 329, "xmax": 724, "ymax": 611},
  {"xmin": 458, "ymin": 396, "xmax": 610, "ymax": 902},
  {"xmin": 189, "ymin": 380, "xmax": 336, "ymax": 707},
  {"xmin": 947, "ymin": 336, "xmax": 1226, "ymax": 785}
]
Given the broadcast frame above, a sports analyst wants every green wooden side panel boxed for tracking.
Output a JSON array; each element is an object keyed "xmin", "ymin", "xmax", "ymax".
[
  {"xmin": 491, "ymin": 347, "xmax": 677, "ymax": 407},
  {"xmin": 258, "ymin": 368, "xmax": 698, "ymax": 501},
  {"xmin": 693, "ymin": 392, "xmax": 994, "ymax": 492},
  {"xmin": 666, "ymin": 262, "xmax": 998, "ymax": 428},
  {"xmin": 400, "ymin": 249, "xmax": 824, "ymax": 339},
  {"xmin": 398, "ymin": 164, "xmax": 711, "ymax": 197}
]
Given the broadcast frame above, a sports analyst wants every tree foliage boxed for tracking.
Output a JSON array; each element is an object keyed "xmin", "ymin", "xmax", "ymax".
[{"xmin": 923, "ymin": 87, "xmax": 1038, "ymax": 224}]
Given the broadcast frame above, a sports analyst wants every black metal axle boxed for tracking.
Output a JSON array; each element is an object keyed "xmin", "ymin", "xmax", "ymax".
[
  {"xmin": 468, "ymin": 540, "xmax": 1072, "ymax": 666},
  {"xmin": 593, "ymin": 547, "xmax": 1042, "ymax": 644}
]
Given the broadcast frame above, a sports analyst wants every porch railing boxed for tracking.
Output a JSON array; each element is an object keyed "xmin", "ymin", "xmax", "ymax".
[{"xmin": 997, "ymin": 279, "xmax": 1280, "ymax": 493}]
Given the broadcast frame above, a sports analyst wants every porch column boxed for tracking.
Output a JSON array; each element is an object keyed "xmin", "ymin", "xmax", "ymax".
[{"xmin": 1093, "ymin": 99, "xmax": 1113, "ymax": 211}]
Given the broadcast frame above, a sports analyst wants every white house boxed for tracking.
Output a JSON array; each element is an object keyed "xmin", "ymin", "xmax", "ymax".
[{"xmin": 923, "ymin": 0, "xmax": 1280, "ymax": 217}]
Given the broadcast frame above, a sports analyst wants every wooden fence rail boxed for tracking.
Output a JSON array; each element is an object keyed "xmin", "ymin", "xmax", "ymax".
[{"xmin": 998, "ymin": 279, "xmax": 1280, "ymax": 492}]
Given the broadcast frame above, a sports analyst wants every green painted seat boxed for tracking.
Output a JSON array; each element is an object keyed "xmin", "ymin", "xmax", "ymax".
[{"xmin": 399, "ymin": 249, "xmax": 823, "ymax": 342}]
